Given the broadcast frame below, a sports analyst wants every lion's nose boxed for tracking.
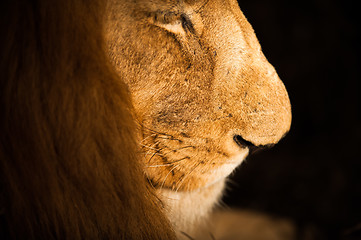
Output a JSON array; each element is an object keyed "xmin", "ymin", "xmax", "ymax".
[{"xmin": 233, "ymin": 134, "xmax": 274, "ymax": 154}]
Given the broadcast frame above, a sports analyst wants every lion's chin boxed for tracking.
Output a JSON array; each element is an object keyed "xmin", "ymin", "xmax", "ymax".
[
  {"xmin": 186, "ymin": 150, "xmax": 249, "ymax": 191},
  {"xmin": 208, "ymin": 149, "xmax": 249, "ymax": 177}
]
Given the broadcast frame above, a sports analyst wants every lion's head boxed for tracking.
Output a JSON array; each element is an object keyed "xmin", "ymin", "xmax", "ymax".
[
  {"xmin": 0, "ymin": 0, "xmax": 292, "ymax": 238},
  {"xmin": 107, "ymin": 0, "xmax": 291, "ymax": 191}
]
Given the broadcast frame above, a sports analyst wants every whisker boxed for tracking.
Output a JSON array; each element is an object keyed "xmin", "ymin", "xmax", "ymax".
[
  {"xmin": 140, "ymin": 133, "xmax": 157, "ymax": 144},
  {"xmin": 142, "ymin": 142, "xmax": 162, "ymax": 163},
  {"xmin": 156, "ymin": 136, "xmax": 183, "ymax": 142},
  {"xmin": 162, "ymin": 145, "xmax": 194, "ymax": 155},
  {"xmin": 146, "ymin": 149, "xmax": 162, "ymax": 163},
  {"xmin": 154, "ymin": 136, "xmax": 172, "ymax": 140},
  {"xmin": 160, "ymin": 165, "xmax": 180, "ymax": 189},
  {"xmin": 146, "ymin": 156, "xmax": 190, "ymax": 168},
  {"xmin": 144, "ymin": 152, "xmax": 164, "ymax": 157},
  {"xmin": 141, "ymin": 125, "xmax": 173, "ymax": 137},
  {"xmin": 139, "ymin": 143, "xmax": 160, "ymax": 151},
  {"xmin": 146, "ymin": 146, "xmax": 171, "ymax": 163},
  {"xmin": 146, "ymin": 163, "xmax": 174, "ymax": 168},
  {"xmin": 170, "ymin": 156, "xmax": 190, "ymax": 163},
  {"xmin": 175, "ymin": 161, "xmax": 202, "ymax": 192}
]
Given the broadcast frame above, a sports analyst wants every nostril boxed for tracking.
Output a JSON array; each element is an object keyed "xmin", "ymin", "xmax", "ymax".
[
  {"xmin": 233, "ymin": 134, "xmax": 275, "ymax": 154},
  {"xmin": 233, "ymin": 135, "xmax": 255, "ymax": 148}
]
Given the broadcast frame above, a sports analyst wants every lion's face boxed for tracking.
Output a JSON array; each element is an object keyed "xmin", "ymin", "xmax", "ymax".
[{"xmin": 107, "ymin": 0, "xmax": 291, "ymax": 191}]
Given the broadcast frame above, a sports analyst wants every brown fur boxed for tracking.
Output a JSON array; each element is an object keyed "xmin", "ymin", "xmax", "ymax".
[{"xmin": 0, "ymin": 0, "xmax": 175, "ymax": 239}]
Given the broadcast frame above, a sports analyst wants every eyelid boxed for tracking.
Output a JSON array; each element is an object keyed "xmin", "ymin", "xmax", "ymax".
[
  {"xmin": 180, "ymin": 14, "xmax": 195, "ymax": 34},
  {"xmin": 151, "ymin": 10, "xmax": 181, "ymax": 25},
  {"xmin": 149, "ymin": 10, "xmax": 196, "ymax": 36}
]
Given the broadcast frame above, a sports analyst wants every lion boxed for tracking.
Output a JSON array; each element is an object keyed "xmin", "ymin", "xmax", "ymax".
[
  {"xmin": 106, "ymin": 0, "xmax": 291, "ymax": 237},
  {"xmin": 0, "ymin": 0, "xmax": 291, "ymax": 239}
]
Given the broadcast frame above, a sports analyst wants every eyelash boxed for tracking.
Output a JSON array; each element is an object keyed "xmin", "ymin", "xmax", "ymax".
[
  {"xmin": 151, "ymin": 11, "xmax": 195, "ymax": 34},
  {"xmin": 180, "ymin": 14, "xmax": 195, "ymax": 34}
]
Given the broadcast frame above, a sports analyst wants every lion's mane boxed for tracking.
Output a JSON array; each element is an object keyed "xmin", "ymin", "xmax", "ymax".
[{"xmin": 0, "ymin": 0, "xmax": 175, "ymax": 239}]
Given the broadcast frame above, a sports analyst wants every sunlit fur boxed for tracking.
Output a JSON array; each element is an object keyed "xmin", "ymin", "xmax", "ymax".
[{"xmin": 106, "ymin": 0, "xmax": 291, "ymax": 236}]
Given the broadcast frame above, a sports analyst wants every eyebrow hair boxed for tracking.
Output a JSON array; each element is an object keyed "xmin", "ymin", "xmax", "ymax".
[{"xmin": 182, "ymin": 0, "xmax": 209, "ymax": 12}]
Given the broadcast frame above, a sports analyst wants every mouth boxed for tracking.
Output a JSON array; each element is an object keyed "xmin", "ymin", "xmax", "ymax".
[
  {"xmin": 141, "ymin": 129, "xmax": 252, "ymax": 190},
  {"xmin": 144, "ymin": 151, "xmax": 247, "ymax": 191}
]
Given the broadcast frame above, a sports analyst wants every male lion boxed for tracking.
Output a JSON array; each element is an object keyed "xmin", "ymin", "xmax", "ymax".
[
  {"xmin": 106, "ymin": 0, "xmax": 291, "ymax": 237},
  {"xmin": 0, "ymin": 0, "xmax": 291, "ymax": 239}
]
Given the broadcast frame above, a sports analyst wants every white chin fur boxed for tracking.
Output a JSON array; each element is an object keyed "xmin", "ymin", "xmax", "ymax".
[
  {"xmin": 157, "ymin": 180, "xmax": 226, "ymax": 239},
  {"xmin": 205, "ymin": 149, "xmax": 249, "ymax": 185},
  {"xmin": 158, "ymin": 150, "xmax": 249, "ymax": 238}
]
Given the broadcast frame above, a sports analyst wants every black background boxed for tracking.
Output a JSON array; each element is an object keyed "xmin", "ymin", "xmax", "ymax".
[{"xmin": 224, "ymin": 0, "xmax": 361, "ymax": 239}]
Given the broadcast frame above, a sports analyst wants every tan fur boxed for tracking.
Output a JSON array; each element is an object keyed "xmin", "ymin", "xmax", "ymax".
[
  {"xmin": 106, "ymin": 0, "xmax": 291, "ymax": 236},
  {"xmin": 0, "ymin": 0, "xmax": 291, "ymax": 238}
]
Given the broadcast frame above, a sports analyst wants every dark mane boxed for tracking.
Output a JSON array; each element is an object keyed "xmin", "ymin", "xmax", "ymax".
[{"xmin": 0, "ymin": 0, "xmax": 174, "ymax": 239}]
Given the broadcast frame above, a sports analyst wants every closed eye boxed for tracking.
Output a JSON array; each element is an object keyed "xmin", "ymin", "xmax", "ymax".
[
  {"xmin": 150, "ymin": 10, "xmax": 195, "ymax": 35},
  {"xmin": 180, "ymin": 14, "xmax": 195, "ymax": 34}
]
